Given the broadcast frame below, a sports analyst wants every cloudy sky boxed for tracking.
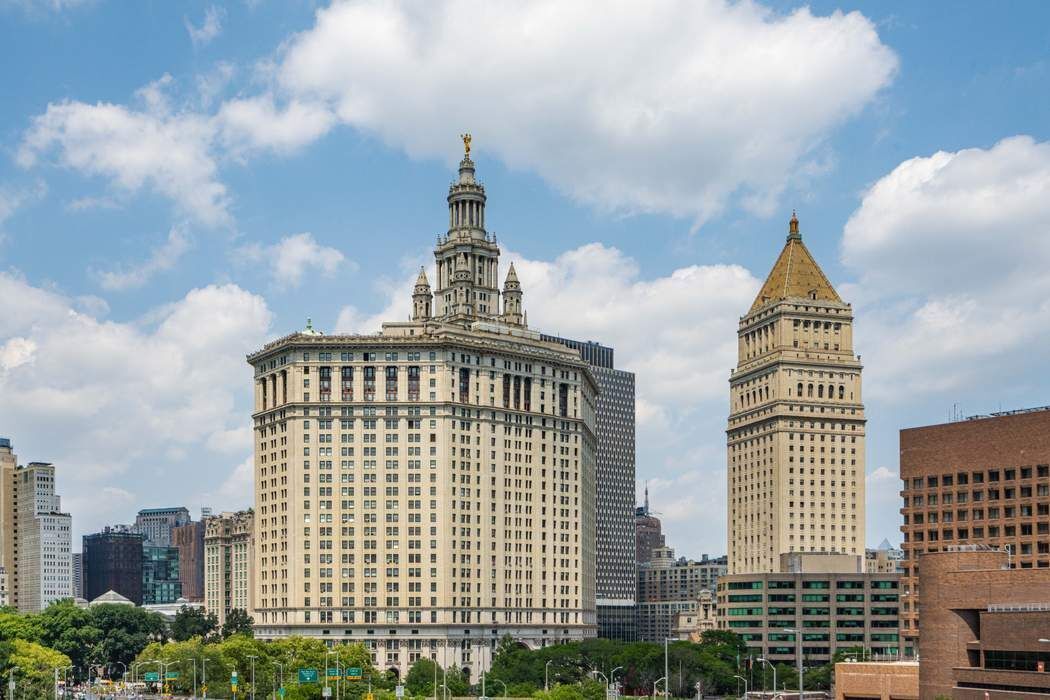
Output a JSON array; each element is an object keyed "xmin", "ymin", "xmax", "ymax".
[{"xmin": 2, "ymin": 0, "xmax": 1049, "ymax": 557}]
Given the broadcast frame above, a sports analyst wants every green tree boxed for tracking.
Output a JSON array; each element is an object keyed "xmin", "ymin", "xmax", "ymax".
[
  {"xmin": 405, "ymin": 658, "xmax": 439, "ymax": 696},
  {"xmin": 5, "ymin": 639, "xmax": 72, "ymax": 698},
  {"xmin": 171, "ymin": 605, "xmax": 219, "ymax": 642},
  {"xmin": 222, "ymin": 608, "xmax": 255, "ymax": 638}
]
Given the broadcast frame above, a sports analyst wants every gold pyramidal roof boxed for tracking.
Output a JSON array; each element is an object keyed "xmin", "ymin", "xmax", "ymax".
[{"xmin": 749, "ymin": 212, "xmax": 842, "ymax": 313}]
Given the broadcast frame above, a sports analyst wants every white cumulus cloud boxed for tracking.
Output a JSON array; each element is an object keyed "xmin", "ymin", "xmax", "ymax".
[
  {"xmin": 185, "ymin": 5, "xmax": 225, "ymax": 47},
  {"xmin": 273, "ymin": 0, "xmax": 897, "ymax": 224},
  {"xmin": 842, "ymin": 135, "xmax": 1050, "ymax": 399},
  {"xmin": 0, "ymin": 273, "xmax": 273, "ymax": 539},
  {"xmin": 94, "ymin": 226, "xmax": 192, "ymax": 290},
  {"xmin": 218, "ymin": 93, "xmax": 335, "ymax": 154},
  {"xmin": 239, "ymin": 232, "xmax": 349, "ymax": 287},
  {"xmin": 18, "ymin": 90, "xmax": 230, "ymax": 227}
]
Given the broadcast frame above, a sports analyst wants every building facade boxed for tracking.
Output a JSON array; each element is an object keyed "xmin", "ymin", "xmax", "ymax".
[
  {"xmin": 635, "ymin": 488, "xmax": 665, "ymax": 565},
  {"xmin": 865, "ymin": 546, "xmax": 903, "ymax": 574},
  {"xmin": 636, "ymin": 546, "xmax": 726, "ymax": 642},
  {"xmin": 142, "ymin": 545, "xmax": 182, "ymax": 605},
  {"xmin": 728, "ymin": 213, "xmax": 866, "ymax": 574},
  {"xmin": 899, "ymin": 406, "xmax": 1050, "ymax": 647},
  {"xmin": 204, "ymin": 510, "xmax": 254, "ymax": 627},
  {"xmin": 543, "ymin": 336, "xmax": 636, "ymax": 641},
  {"xmin": 134, "ymin": 507, "xmax": 191, "ymax": 547},
  {"xmin": 83, "ymin": 528, "xmax": 145, "ymax": 604},
  {"xmin": 246, "ymin": 145, "xmax": 598, "ymax": 678},
  {"xmin": 917, "ymin": 546, "xmax": 1050, "ymax": 699},
  {"xmin": 672, "ymin": 589, "xmax": 717, "ymax": 642},
  {"xmin": 13, "ymin": 462, "xmax": 73, "ymax": 611},
  {"xmin": 1, "ymin": 441, "xmax": 75, "ymax": 611},
  {"xmin": 173, "ymin": 520, "xmax": 206, "ymax": 601},
  {"xmin": 717, "ymin": 565, "xmax": 902, "ymax": 666},
  {"xmin": 72, "ymin": 552, "xmax": 83, "ymax": 599}
]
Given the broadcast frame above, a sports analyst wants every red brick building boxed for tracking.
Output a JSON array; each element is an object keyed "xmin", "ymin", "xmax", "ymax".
[
  {"xmin": 918, "ymin": 547, "xmax": 1050, "ymax": 699},
  {"xmin": 899, "ymin": 407, "xmax": 1050, "ymax": 646}
]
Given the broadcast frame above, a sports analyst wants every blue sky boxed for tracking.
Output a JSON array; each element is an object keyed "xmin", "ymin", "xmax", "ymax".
[{"xmin": 2, "ymin": 0, "xmax": 1049, "ymax": 557}]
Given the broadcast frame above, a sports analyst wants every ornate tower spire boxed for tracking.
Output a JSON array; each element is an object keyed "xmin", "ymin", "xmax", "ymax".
[
  {"xmin": 411, "ymin": 266, "xmax": 432, "ymax": 321},
  {"xmin": 501, "ymin": 262, "xmax": 525, "ymax": 326},
  {"xmin": 432, "ymin": 137, "xmax": 502, "ymax": 323}
]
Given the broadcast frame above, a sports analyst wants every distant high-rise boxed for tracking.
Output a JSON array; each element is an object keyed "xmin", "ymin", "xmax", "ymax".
[
  {"xmin": 0, "ymin": 440, "xmax": 74, "ymax": 610},
  {"xmin": 83, "ymin": 528, "xmax": 144, "ymax": 604},
  {"xmin": 543, "ymin": 336, "xmax": 636, "ymax": 641},
  {"xmin": 204, "ymin": 510, "xmax": 254, "ymax": 626},
  {"xmin": 172, "ymin": 520, "xmax": 206, "ymax": 602},
  {"xmin": 135, "ymin": 507, "xmax": 191, "ymax": 547},
  {"xmin": 727, "ymin": 213, "xmax": 865, "ymax": 574},
  {"xmin": 72, "ymin": 552, "xmax": 83, "ymax": 598},
  {"xmin": 13, "ymin": 462, "xmax": 73, "ymax": 611},
  {"xmin": 142, "ymin": 545, "xmax": 182, "ymax": 605},
  {"xmin": 635, "ymin": 486, "xmax": 665, "ymax": 564}
]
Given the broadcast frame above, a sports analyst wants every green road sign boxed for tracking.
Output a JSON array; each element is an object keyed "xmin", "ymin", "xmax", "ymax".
[
  {"xmin": 346, "ymin": 667, "xmax": 363, "ymax": 680},
  {"xmin": 143, "ymin": 672, "xmax": 160, "ymax": 682},
  {"xmin": 327, "ymin": 667, "xmax": 341, "ymax": 678},
  {"xmin": 165, "ymin": 672, "xmax": 180, "ymax": 680},
  {"xmin": 278, "ymin": 688, "xmax": 286, "ymax": 698},
  {"xmin": 299, "ymin": 668, "xmax": 319, "ymax": 684}
]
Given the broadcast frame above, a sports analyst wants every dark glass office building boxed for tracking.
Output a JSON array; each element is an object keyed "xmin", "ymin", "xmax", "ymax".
[
  {"xmin": 542, "ymin": 336, "xmax": 637, "ymax": 640},
  {"xmin": 82, "ymin": 528, "xmax": 144, "ymax": 604}
]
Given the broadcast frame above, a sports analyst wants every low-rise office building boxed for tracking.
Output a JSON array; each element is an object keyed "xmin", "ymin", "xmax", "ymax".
[
  {"xmin": 918, "ymin": 545, "xmax": 1050, "ymax": 699},
  {"xmin": 899, "ymin": 406, "xmax": 1050, "ymax": 646},
  {"xmin": 834, "ymin": 661, "xmax": 918, "ymax": 700},
  {"xmin": 717, "ymin": 553, "xmax": 901, "ymax": 665}
]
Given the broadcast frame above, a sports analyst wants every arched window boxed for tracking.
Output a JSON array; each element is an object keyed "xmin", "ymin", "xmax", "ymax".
[
  {"xmin": 797, "ymin": 383, "xmax": 803, "ymax": 397},
  {"xmin": 807, "ymin": 384, "xmax": 813, "ymax": 398},
  {"xmin": 818, "ymin": 385, "xmax": 824, "ymax": 398},
  {"xmin": 839, "ymin": 386, "xmax": 845, "ymax": 400}
]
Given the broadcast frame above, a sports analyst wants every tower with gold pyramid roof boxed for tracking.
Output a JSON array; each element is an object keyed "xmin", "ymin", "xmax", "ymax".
[{"xmin": 726, "ymin": 213, "xmax": 866, "ymax": 574}]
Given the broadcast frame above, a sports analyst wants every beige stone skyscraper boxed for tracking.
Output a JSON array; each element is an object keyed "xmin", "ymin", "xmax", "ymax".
[
  {"xmin": 204, "ymin": 510, "xmax": 254, "ymax": 626},
  {"xmin": 727, "ymin": 214, "xmax": 866, "ymax": 574},
  {"xmin": 247, "ymin": 141, "xmax": 597, "ymax": 676}
]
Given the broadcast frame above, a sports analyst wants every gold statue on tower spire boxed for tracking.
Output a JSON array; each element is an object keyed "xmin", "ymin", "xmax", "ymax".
[{"xmin": 460, "ymin": 133, "xmax": 471, "ymax": 157}]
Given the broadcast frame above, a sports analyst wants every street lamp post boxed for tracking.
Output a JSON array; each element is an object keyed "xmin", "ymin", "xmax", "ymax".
[
  {"xmin": 161, "ymin": 661, "xmax": 179, "ymax": 697},
  {"xmin": 664, "ymin": 638, "xmax": 676, "ymax": 700},
  {"xmin": 755, "ymin": 658, "xmax": 775, "ymax": 695},
  {"xmin": 248, "ymin": 655, "xmax": 258, "ymax": 700},
  {"xmin": 610, "ymin": 665, "xmax": 623, "ymax": 692},
  {"xmin": 783, "ymin": 629, "xmax": 803, "ymax": 698},
  {"xmin": 8, "ymin": 666, "xmax": 18, "ymax": 700},
  {"xmin": 325, "ymin": 651, "xmax": 343, "ymax": 699},
  {"xmin": 653, "ymin": 676, "xmax": 666, "ymax": 699},
  {"xmin": 274, "ymin": 662, "xmax": 284, "ymax": 700},
  {"xmin": 202, "ymin": 657, "xmax": 208, "ymax": 699},
  {"xmin": 732, "ymin": 675, "xmax": 747, "ymax": 699},
  {"xmin": 491, "ymin": 679, "xmax": 507, "ymax": 697},
  {"xmin": 544, "ymin": 660, "xmax": 553, "ymax": 692}
]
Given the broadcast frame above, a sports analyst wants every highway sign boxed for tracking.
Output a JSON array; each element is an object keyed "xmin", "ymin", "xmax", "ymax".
[
  {"xmin": 165, "ymin": 672, "xmax": 180, "ymax": 680},
  {"xmin": 143, "ymin": 672, "xmax": 160, "ymax": 682},
  {"xmin": 299, "ymin": 668, "xmax": 319, "ymax": 684},
  {"xmin": 327, "ymin": 667, "xmax": 341, "ymax": 679},
  {"xmin": 346, "ymin": 667, "xmax": 363, "ymax": 680}
]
